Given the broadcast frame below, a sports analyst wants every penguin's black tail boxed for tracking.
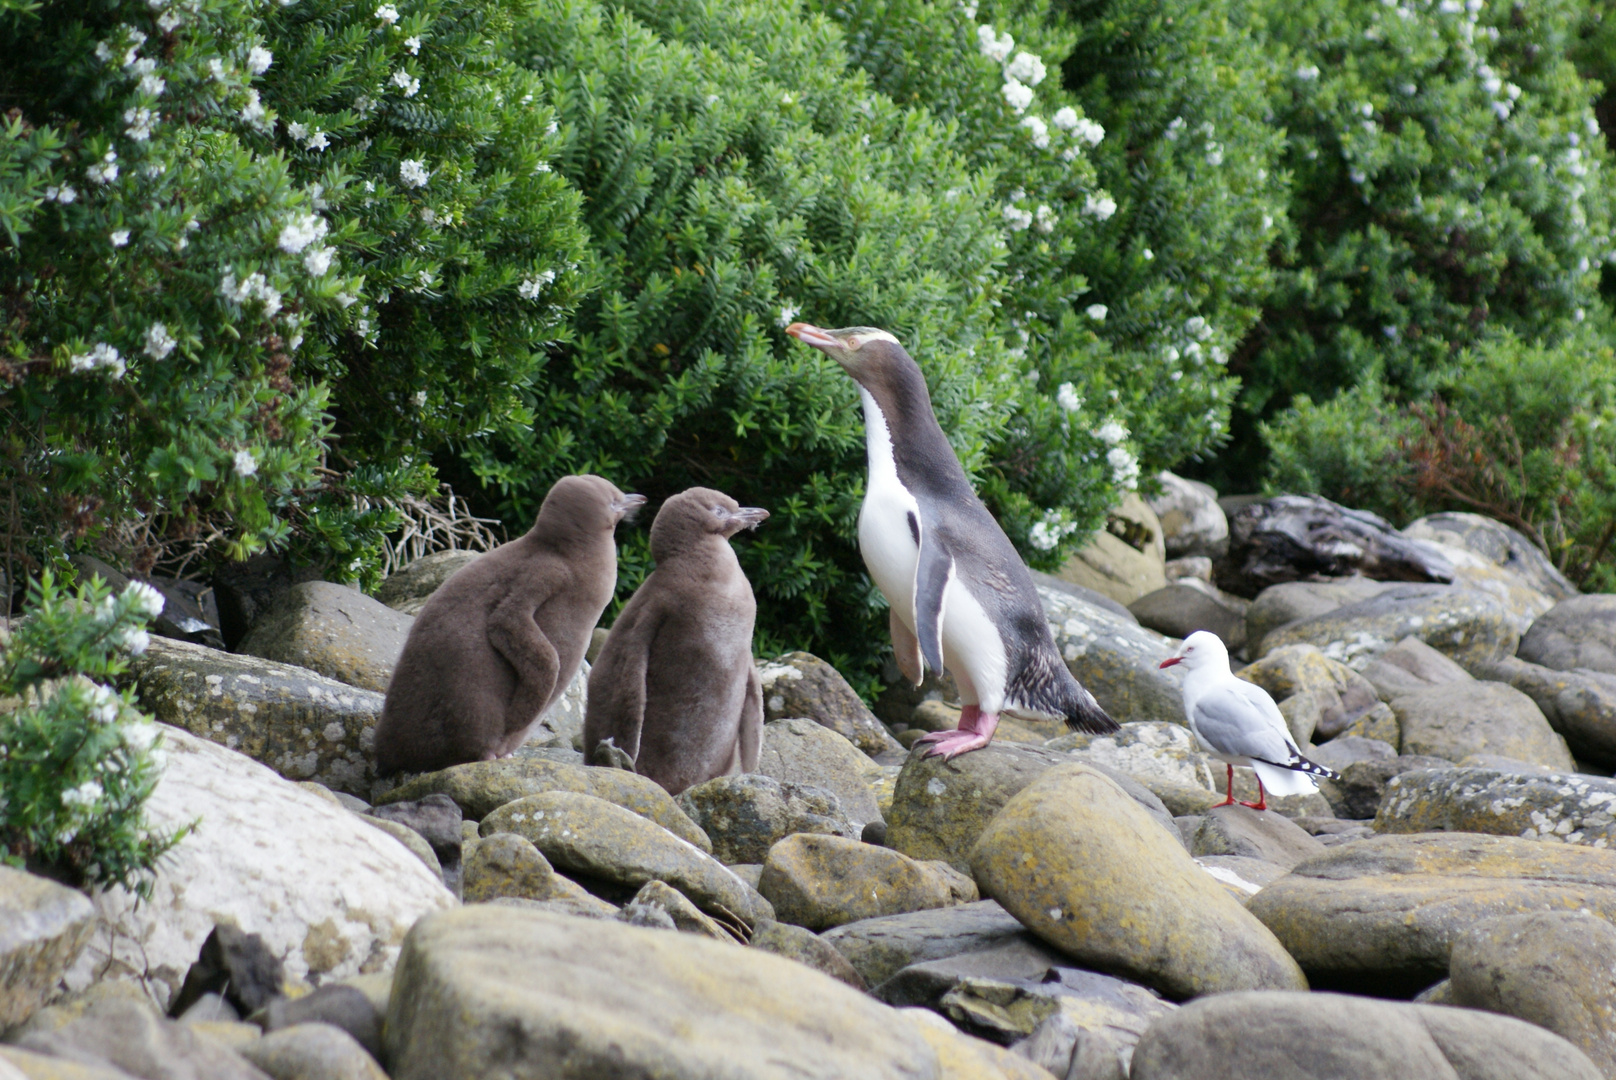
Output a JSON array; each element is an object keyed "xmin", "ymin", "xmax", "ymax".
[
  {"xmin": 1006, "ymin": 651, "xmax": 1120, "ymax": 734},
  {"xmin": 1064, "ymin": 684, "xmax": 1119, "ymax": 734}
]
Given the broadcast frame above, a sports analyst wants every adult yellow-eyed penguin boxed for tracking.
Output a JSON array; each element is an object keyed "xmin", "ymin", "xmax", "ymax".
[
  {"xmin": 787, "ymin": 322, "xmax": 1118, "ymax": 758},
  {"xmin": 1160, "ymin": 631, "xmax": 1340, "ymax": 810}
]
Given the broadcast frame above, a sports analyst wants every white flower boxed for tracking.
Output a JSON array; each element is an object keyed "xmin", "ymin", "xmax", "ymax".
[
  {"xmin": 1083, "ymin": 193, "xmax": 1117, "ymax": 220},
  {"xmin": 1056, "ymin": 382, "xmax": 1081, "ymax": 412},
  {"xmin": 277, "ymin": 211, "xmax": 328, "ymax": 254},
  {"xmin": 1053, "ymin": 107, "xmax": 1079, "ymax": 131},
  {"xmin": 1074, "ymin": 118, "xmax": 1104, "ymax": 146},
  {"xmin": 138, "ymin": 73, "xmax": 165, "ymax": 97},
  {"xmin": 1296, "ymin": 64, "xmax": 1320, "ymax": 80},
  {"xmin": 405, "ymin": 35, "xmax": 421, "ymax": 53},
  {"xmin": 142, "ymin": 322, "xmax": 176, "ymax": 360},
  {"xmin": 234, "ymin": 449, "xmax": 258, "ymax": 476},
  {"xmin": 123, "ymin": 107, "xmax": 155, "ymax": 141},
  {"xmin": 1005, "ymin": 52, "xmax": 1046, "ymax": 87},
  {"xmin": 122, "ymin": 721, "xmax": 158, "ymax": 753},
  {"xmin": 1028, "ymin": 509, "xmax": 1080, "ymax": 551},
  {"xmin": 95, "ymin": 40, "xmax": 113, "ymax": 62},
  {"xmin": 287, "ymin": 120, "xmax": 308, "ymax": 140},
  {"xmin": 247, "ymin": 46, "xmax": 273, "ymax": 74},
  {"xmin": 776, "ymin": 302, "xmax": 800, "ymax": 328},
  {"xmin": 218, "ymin": 271, "xmax": 281, "ymax": 315},
  {"xmin": 207, "ymin": 58, "xmax": 225, "ymax": 81},
  {"xmin": 305, "ymin": 130, "xmax": 330, "ymax": 151},
  {"xmin": 1107, "ymin": 446, "xmax": 1140, "ymax": 489},
  {"xmin": 336, "ymin": 291, "xmax": 358, "ymax": 308},
  {"xmin": 62, "ymin": 780, "xmax": 105, "ymax": 809},
  {"xmin": 1001, "ymin": 78, "xmax": 1034, "ymax": 114},
  {"xmin": 110, "ymin": 229, "xmax": 130, "ymax": 247},
  {"xmin": 399, "ymin": 159, "xmax": 430, "ymax": 187},
  {"xmin": 1034, "ymin": 204, "xmax": 1057, "ymax": 233},
  {"xmin": 420, "ymin": 207, "xmax": 437, "ymax": 224},
  {"xmin": 1349, "ymin": 168, "xmax": 1367, "ymax": 185},
  {"xmin": 304, "ymin": 246, "xmax": 334, "ymax": 276},
  {"xmin": 534, "ymin": 161, "xmax": 551, "ymax": 173},
  {"xmin": 959, "ymin": 1, "xmax": 977, "ymax": 18},
  {"xmin": 1142, "ymin": 248, "xmax": 1154, "ymax": 260},
  {"xmin": 158, "ymin": 9, "xmax": 182, "ymax": 31},
  {"xmin": 977, "ymin": 25, "xmax": 1013, "ymax": 63},
  {"xmin": 391, "ymin": 70, "xmax": 420, "ymax": 97},
  {"xmin": 87, "ymin": 150, "xmax": 119, "ymax": 185},
  {"xmin": 518, "ymin": 269, "xmax": 556, "ymax": 299},
  {"xmin": 1086, "ymin": 303, "xmax": 1108, "ymax": 322},
  {"xmin": 1382, "ymin": 325, "xmax": 1399, "ymax": 339},
  {"xmin": 1492, "ymin": 101, "xmax": 1511, "ymax": 121},
  {"xmin": 1185, "ymin": 315, "xmax": 1211, "ymax": 339},
  {"xmin": 113, "ymin": 626, "xmax": 151, "ymax": 656},
  {"xmin": 241, "ymin": 88, "xmax": 268, "ymax": 130},
  {"xmin": 1002, "ymin": 203, "xmax": 1033, "ymax": 231},
  {"xmin": 1095, "ymin": 419, "xmax": 1127, "ymax": 444},
  {"xmin": 1019, "ymin": 115, "xmax": 1050, "ymax": 148},
  {"xmin": 69, "ymin": 343, "xmax": 124, "ymax": 378},
  {"xmin": 1505, "ymin": 82, "xmax": 1521, "ymax": 101},
  {"xmin": 375, "ymin": 3, "xmax": 400, "ymax": 24},
  {"xmin": 47, "ymin": 184, "xmax": 78, "ymax": 204},
  {"xmin": 413, "ymin": 390, "xmax": 428, "ymax": 407}
]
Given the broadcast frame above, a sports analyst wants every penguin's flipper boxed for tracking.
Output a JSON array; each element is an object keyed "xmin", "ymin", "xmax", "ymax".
[
  {"xmin": 889, "ymin": 609, "xmax": 924, "ymax": 687},
  {"xmin": 913, "ymin": 536, "xmax": 954, "ymax": 677}
]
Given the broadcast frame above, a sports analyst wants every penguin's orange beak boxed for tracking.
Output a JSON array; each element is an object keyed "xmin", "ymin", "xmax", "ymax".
[
  {"xmin": 1158, "ymin": 656, "xmax": 1183, "ymax": 669},
  {"xmin": 785, "ymin": 322, "xmax": 840, "ymax": 350}
]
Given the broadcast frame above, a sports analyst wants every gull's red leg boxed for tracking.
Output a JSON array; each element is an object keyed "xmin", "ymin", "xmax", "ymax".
[{"xmin": 1216, "ymin": 762, "xmax": 1237, "ymax": 807}]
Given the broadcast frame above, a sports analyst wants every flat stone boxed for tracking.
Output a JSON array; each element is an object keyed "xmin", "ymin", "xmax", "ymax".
[
  {"xmin": 1129, "ymin": 990, "xmax": 1601, "ymax": 1080},
  {"xmin": 1402, "ymin": 512, "xmax": 1578, "ymax": 601},
  {"xmin": 1193, "ymin": 856, "xmax": 1290, "ymax": 903},
  {"xmin": 1376, "ymin": 766, "xmax": 1616, "ymax": 847},
  {"xmin": 1189, "ymin": 806, "xmax": 1327, "ymax": 869},
  {"xmin": 758, "ymin": 652, "xmax": 903, "ymax": 759},
  {"xmin": 1149, "ymin": 471, "xmax": 1228, "ymax": 559},
  {"xmin": 871, "ymin": 937, "xmax": 1071, "ymax": 1009},
  {"xmin": 759, "ymin": 834, "xmax": 972, "ymax": 931},
  {"xmin": 1037, "ymin": 584, "xmax": 1186, "ymax": 727},
  {"xmin": 618, "ymin": 880, "xmax": 736, "ymax": 941},
  {"xmin": 1244, "ymin": 578, "xmax": 1396, "ymax": 656},
  {"xmin": 384, "ymin": 905, "xmax": 1046, "ymax": 1079},
  {"xmin": 1010, "ymin": 968, "xmax": 1177, "ymax": 1080},
  {"xmin": 1361, "ymin": 635, "xmax": 1473, "ymax": 699},
  {"xmin": 1307, "ymin": 736, "xmax": 1398, "ymax": 772},
  {"xmin": 971, "ymin": 763, "xmax": 1307, "ymax": 999},
  {"xmin": 748, "ymin": 920, "xmax": 867, "ymax": 990},
  {"xmin": 237, "ymin": 581, "xmax": 413, "ymax": 694},
  {"xmin": 678, "ymin": 773, "xmax": 857, "ymax": 865},
  {"xmin": 480, "ymin": 791, "xmax": 757, "ymax": 926},
  {"xmin": 1520, "ymin": 595, "xmax": 1616, "ymax": 675},
  {"xmin": 239, "ymin": 1021, "xmax": 388, "ymax": 1080},
  {"xmin": 820, "ymin": 900, "xmax": 1031, "ymax": 988},
  {"xmin": 64, "ymin": 727, "xmax": 452, "ymax": 1008},
  {"xmin": 1128, "ymin": 584, "xmax": 1247, "ymax": 652},
  {"xmin": 131, "ymin": 637, "xmax": 384, "ymax": 798},
  {"xmin": 1392, "ymin": 681, "xmax": 1573, "ymax": 769},
  {"xmin": 0, "ymin": 867, "xmax": 96, "ymax": 1030},
  {"xmin": 376, "ymin": 753, "xmax": 710, "ymax": 851},
  {"xmin": 1248, "ymin": 832, "xmax": 1616, "ymax": 993},
  {"xmin": 1261, "ymin": 584, "xmax": 1519, "ymax": 672},
  {"xmin": 1055, "ymin": 494, "xmax": 1167, "ymax": 606},
  {"xmin": 372, "ymin": 550, "xmax": 483, "ymax": 614},
  {"xmin": 1447, "ymin": 911, "xmax": 1616, "ymax": 1077},
  {"xmin": 755, "ymin": 718, "xmax": 884, "ymax": 828},
  {"xmin": 1237, "ymin": 644, "xmax": 1383, "ymax": 743},
  {"xmin": 1472, "ymin": 656, "xmax": 1616, "ymax": 768}
]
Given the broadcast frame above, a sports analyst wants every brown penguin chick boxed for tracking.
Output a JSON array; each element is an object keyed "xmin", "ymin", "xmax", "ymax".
[
  {"xmin": 374, "ymin": 475, "xmax": 646, "ymax": 775},
  {"xmin": 583, "ymin": 487, "xmax": 769, "ymax": 796}
]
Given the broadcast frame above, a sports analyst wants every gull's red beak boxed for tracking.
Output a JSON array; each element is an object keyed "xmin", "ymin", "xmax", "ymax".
[
  {"xmin": 785, "ymin": 322, "xmax": 840, "ymax": 350},
  {"xmin": 1158, "ymin": 656, "xmax": 1183, "ymax": 669}
]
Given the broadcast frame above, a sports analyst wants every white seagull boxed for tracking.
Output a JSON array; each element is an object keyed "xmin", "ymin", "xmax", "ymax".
[{"xmin": 1159, "ymin": 631, "xmax": 1339, "ymax": 811}]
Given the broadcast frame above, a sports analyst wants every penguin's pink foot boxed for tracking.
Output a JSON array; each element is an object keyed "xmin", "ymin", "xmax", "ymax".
[{"xmin": 917, "ymin": 708, "xmax": 999, "ymax": 760}]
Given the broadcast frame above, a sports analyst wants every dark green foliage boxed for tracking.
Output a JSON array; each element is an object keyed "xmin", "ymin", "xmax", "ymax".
[{"xmin": 1, "ymin": 572, "xmax": 183, "ymax": 895}]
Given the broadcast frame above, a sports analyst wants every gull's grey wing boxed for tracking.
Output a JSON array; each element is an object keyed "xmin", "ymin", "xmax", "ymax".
[
  {"xmin": 1229, "ymin": 678, "xmax": 1300, "ymax": 752},
  {"xmin": 1192, "ymin": 684, "xmax": 1295, "ymax": 764}
]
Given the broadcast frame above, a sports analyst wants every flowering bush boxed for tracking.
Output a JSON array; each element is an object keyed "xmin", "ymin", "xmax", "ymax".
[
  {"xmin": 1, "ymin": 571, "xmax": 182, "ymax": 895},
  {"xmin": 1231, "ymin": 0, "xmax": 1615, "ymax": 482}
]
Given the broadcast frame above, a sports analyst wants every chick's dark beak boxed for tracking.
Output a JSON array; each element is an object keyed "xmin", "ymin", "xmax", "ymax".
[
  {"xmin": 732, "ymin": 506, "xmax": 770, "ymax": 531},
  {"xmin": 613, "ymin": 493, "xmax": 648, "ymax": 521}
]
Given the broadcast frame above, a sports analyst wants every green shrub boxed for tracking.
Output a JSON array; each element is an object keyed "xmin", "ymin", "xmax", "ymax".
[
  {"xmin": 1, "ymin": 571, "xmax": 182, "ymax": 895},
  {"xmin": 814, "ymin": 0, "xmax": 1290, "ymax": 478},
  {"xmin": 1238, "ymin": 0, "xmax": 1615, "ymax": 480}
]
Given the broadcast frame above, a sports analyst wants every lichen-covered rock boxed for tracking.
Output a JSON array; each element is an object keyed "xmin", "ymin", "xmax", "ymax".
[
  {"xmin": 1244, "ymin": 578, "xmax": 1396, "ymax": 657},
  {"xmin": 1317, "ymin": 754, "xmax": 1449, "ymax": 820},
  {"xmin": 748, "ymin": 920, "xmax": 867, "ymax": 990},
  {"xmin": 1055, "ymin": 494, "xmax": 1167, "ymax": 606},
  {"xmin": 1128, "ymin": 583, "xmax": 1247, "ymax": 653},
  {"xmin": 1519, "ymin": 595, "xmax": 1616, "ymax": 676},
  {"xmin": 237, "ymin": 581, "xmax": 413, "ymax": 694},
  {"xmin": 376, "ymin": 752, "xmax": 710, "ymax": 851},
  {"xmin": 462, "ymin": 832, "xmax": 604, "ymax": 910},
  {"xmin": 1260, "ymin": 584, "xmax": 1518, "ymax": 671},
  {"xmin": 1473, "ymin": 656, "xmax": 1616, "ymax": 768},
  {"xmin": 1129, "ymin": 990, "xmax": 1602, "ymax": 1080},
  {"xmin": 480, "ymin": 791, "xmax": 756, "ymax": 925},
  {"xmin": 1035, "ymin": 583, "xmax": 1186, "ymax": 727},
  {"xmin": 15, "ymin": 996, "xmax": 271, "ymax": 1080},
  {"xmin": 678, "ymin": 774, "xmax": 856, "ymax": 865},
  {"xmin": 758, "ymin": 653, "xmax": 903, "ymax": 759},
  {"xmin": 1402, "ymin": 513, "xmax": 1578, "ymax": 602},
  {"xmin": 0, "ymin": 867, "xmax": 96, "ymax": 1030},
  {"xmin": 1392, "ymin": 681, "xmax": 1573, "ymax": 769},
  {"xmin": 1375, "ymin": 767, "xmax": 1616, "ymax": 847},
  {"xmin": 384, "ymin": 905, "xmax": 1043, "ymax": 1079},
  {"xmin": 1009, "ymin": 968, "xmax": 1177, "ymax": 1080},
  {"xmin": 1046, "ymin": 721, "xmax": 1217, "ymax": 797},
  {"xmin": 971, "ymin": 763, "xmax": 1307, "ymax": 999},
  {"xmin": 1237, "ymin": 644, "xmax": 1383, "ymax": 743},
  {"xmin": 131, "ymin": 636, "xmax": 383, "ymax": 798},
  {"xmin": 618, "ymin": 880, "xmax": 737, "ymax": 941},
  {"xmin": 1446, "ymin": 911, "xmax": 1616, "ymax": 1077},
  {"xmin": 759, "ymin": 835, "xmax": 972, "ymax": 931},
  {"xmin": 372, "ymin": 550, "xmax": 483, "ymax": 614},
  {"xmin": 820, "ymin": 901, "xmax": 1031, "ymax": 989},
  {"xmin": 755, "ymin": 718, "xmax": 884, "ymax": 827},
  {"xmin": 64, "ymin": 727, "xmax": 453, "ymax": 1008},
  {"xmin": 1248, "ymin": 832, "xmax": 1616, "ymax": 992},
  {"xmin": 1149, "ymin": 471, "xmax": 1228, "ymax": 560}
]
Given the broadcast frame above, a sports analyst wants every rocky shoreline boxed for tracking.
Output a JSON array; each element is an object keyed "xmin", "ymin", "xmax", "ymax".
[{"xmin": 4, "ymin": 480, "xmax": 1616, "ymax": 1079}]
